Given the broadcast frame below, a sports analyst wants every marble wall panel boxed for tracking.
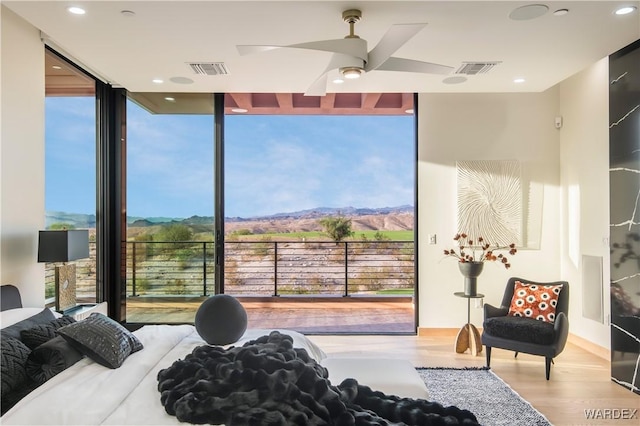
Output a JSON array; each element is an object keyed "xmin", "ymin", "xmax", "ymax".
[{"xmin": 609, "ymin": 38, "xmax": 640, "ymax": 395}]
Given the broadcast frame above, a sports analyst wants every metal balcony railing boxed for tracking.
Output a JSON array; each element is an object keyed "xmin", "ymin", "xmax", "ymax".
[{"xmin": 47, "ymin": 240, "xmax": 415, "ymax": 300}]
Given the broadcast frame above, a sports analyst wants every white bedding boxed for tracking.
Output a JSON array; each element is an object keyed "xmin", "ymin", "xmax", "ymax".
[{"xmin": 2, "ymin": 325, "xmax": 327, "ymax": 425}]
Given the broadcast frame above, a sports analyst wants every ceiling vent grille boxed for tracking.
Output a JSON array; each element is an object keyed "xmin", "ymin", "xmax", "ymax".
[
  {"xmin": 455, "ymin": 61, "xmax": 501, "ymax": 75},
  {"xmin": 187, "ymin": 62, "xmax": 230, "ymax": 76}
]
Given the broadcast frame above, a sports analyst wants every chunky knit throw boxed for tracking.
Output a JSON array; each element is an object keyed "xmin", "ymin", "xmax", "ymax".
[{"xmin": 158, "ymin": 331, "xmax": 479, "ymax": 425}]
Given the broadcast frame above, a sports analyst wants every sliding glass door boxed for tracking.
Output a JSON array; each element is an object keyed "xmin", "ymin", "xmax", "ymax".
[
  {"xmin": 124, "ymin": 94, "xmax": 215, "ymax": 322},
  {"xmin": 223, "ymin": 95, "xmax": 417, "ymax": 333}
]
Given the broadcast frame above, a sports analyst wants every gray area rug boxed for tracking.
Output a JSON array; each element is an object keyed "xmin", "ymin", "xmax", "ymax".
[{"xmin": 417, "ymin": 367, "xmax": 552, "ymax": 426}]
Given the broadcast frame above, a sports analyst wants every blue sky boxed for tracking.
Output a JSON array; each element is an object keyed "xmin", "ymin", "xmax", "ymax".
[{"xmin": 46, "ymin": 97, "xmax": 415, "ymax": 218}]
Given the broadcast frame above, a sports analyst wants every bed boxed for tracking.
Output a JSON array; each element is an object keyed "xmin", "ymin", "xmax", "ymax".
[{"xmin": 1, "ymin": 285, "xmax": 478, "ymax": 425}]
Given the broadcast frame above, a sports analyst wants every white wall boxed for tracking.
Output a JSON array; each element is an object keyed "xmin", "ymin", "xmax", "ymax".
[
  {"xmin": 558, "ymin": 58, "xmax": 611, "ymax": 348},
  {"xmin": 0, "ymin": 6, "xmax": 46, "ymax": 307},
  {"xmin": 417, "ymin": 91, "xmax": 562, "ymax": 329}
]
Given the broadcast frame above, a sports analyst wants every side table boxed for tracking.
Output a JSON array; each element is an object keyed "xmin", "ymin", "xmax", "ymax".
[{"xmin": 453, "ymin": 292, "xmax": 484, "ymax": 356}]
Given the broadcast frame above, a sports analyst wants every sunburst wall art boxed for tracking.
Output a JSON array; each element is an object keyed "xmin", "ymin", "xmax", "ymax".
[{"xmin": 456, "ymin": 160, "xmax": 522, "ymax": 246}]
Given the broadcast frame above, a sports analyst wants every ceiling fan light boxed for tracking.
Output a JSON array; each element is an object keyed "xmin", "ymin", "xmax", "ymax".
[{"xmin": 341, "ymin": 67, "xmax": 362, "ymax": 79}]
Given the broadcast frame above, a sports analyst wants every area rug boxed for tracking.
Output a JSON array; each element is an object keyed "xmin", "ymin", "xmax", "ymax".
[{"xmin": 417, "ymin": 367, "xmax": 552, "ymax": 426}]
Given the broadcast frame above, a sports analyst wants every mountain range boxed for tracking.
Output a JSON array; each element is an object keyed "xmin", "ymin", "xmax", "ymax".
[{"xmin": 45, "ymin": 205, "xmax": 414, "ymax": 229}]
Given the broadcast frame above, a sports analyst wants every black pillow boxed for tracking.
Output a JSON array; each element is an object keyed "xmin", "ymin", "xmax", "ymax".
[
  {"xmin": 21, "ymin": 316, "xmax": 77, "ymax": 350},
  {"xmin": 26, "ymin": 336, "xmax": 84, "ymax": 384},
  {"xmin": 1, "ymin": 308, "xmax": 57, "ymax": 340},
  {"xmin": 195, "ymin": 294, "xmax": 248, "ymax": 345},
  {"xmin": 0, "ymin": 336, "xmax": 31, "ymax": 398},
  {"xmin": 57, "ymin": 313, "xmax": 143, "ymax": 369}
]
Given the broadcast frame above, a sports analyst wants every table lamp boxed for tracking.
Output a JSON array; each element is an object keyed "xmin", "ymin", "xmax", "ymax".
[{"xmin": 37, "ymin": 229, "xmax": 89, "ymax": 313}]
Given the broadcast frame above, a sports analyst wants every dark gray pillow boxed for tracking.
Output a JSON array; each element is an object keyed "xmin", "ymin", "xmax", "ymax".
[
  {"xmin": 195, "ymin": 294, "xmax": 248, "ymax": 345},
  {"xmin": 21, "ymin": 316, "xmax": 76, "ymax": 350},
  {"xmin": 26, "ymin": 336, "xmax": 84, "ymax": 384},
  {"xmin": 1, "ymin": 336, "xmax": 30, "ymax": 398},
  {"xmin": 57, "ymin": 313, "xmax": 143, "ymax": 369},
  {"xmin": 1, "ymin": 308, "xmax": 56, "ymax": 340}
]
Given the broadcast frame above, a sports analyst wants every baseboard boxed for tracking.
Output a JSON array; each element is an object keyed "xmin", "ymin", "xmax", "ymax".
[
  {"xmin": 568, "ymin": 333, "xmax": 610, "ymax": 360},
  {"xmin": 417, "ymin": 327, "xmax": 459, "ymax": 337}
]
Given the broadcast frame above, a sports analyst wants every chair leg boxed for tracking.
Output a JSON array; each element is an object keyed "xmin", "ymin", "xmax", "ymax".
[
  {"xmin": 514, "ymin": 352, "xmax": 519, "ymax": 358},
  {"xmin": 545, "ymin": 357, "xmax": 552, "ymax": 380},
  {"xmin": 486, "ymin": 346, "xmax": 492, "ymax": 368}
]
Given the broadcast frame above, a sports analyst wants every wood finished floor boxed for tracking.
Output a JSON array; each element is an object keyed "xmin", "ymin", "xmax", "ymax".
[
  {"xmin": 310, "ymin": 333, "xmax": 639, "ymax": 426},
  {"xmin": 125, "ymin": 298, "xmax": 638, "ymax": 425}
]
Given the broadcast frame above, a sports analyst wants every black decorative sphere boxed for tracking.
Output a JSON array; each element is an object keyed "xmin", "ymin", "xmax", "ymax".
[{"xmin": 195, "ymin": 295, "xmax": 248, "ymax": 345}]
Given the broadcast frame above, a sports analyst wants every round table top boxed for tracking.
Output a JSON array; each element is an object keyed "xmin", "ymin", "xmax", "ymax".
[{"xmin": 453, "ymin": 292, "xmax": 485, "ymax": 299}]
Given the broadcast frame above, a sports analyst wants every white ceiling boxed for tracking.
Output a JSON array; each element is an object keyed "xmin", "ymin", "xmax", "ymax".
[{"xmin": 4, "ymin": 1, "xmax": 640, "ymax": 94}]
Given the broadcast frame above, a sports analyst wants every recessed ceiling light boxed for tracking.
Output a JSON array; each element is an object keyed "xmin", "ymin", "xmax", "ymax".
[
  {"xmin": 553, "ymin": 9, "xmax": 569, "ymax": 16},
  {"xmin": 615, "ymin": 6, "xmax": 637, "ymax": 15},
  {"xmin": 152, "ymin": 79, "xmax": 164, "ymax": 84},
  {"xmin": 514, "ymin": 78, "xmax": 526, "ymax": 83},
  {"xmin": 231, "ymin": 108, "xmax": 248, "ymax": 113},
  {"xmin": 509, "ymin": 4, "xmax": 549, "ymax": 21},
  {"xmin": 164, "ymin": 97, "xmax": 175, "ymax": 102},
  {"xmin": 52, "ymin": 65, "xmax": 62, "ymax": 70},
  {"xmin": 67, "ymin": 6, "xmax": 86, "ymax": 15}
]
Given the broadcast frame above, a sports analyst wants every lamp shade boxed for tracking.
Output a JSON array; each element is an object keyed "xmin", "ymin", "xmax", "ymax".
[{"xmin": 37, "ymin": 230, "xmax": 89, "ymax": 262}]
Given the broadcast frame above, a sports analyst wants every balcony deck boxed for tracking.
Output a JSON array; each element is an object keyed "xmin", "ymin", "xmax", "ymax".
[{"xmin": 125, "ymin": 295, "xmax": 415, "ymax": 333}]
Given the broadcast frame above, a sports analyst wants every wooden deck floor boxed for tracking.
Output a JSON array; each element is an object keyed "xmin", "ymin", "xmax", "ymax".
[{"xmin": 125, "ymin": 296, "xmax": 416, "ymax": 333}]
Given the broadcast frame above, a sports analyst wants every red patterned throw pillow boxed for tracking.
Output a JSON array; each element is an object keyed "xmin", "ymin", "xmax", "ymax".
[{"xmin": 508, "ymin": 281, "xmax": 563, "ymax": 323}]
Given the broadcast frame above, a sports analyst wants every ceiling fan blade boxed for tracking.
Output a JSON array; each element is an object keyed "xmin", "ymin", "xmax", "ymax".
[
  {"xmin": 365, "ymin": 23, "xmax": 427, "ymax": 71},
  {"xmin": 304, "ymin": 53, "xmax": 361, "ymax": 96},
  {"xmin": 236, "ymin": 45, "xmax": 284, "ymax": 56},
  {"xmin": 238, "ymin": 38, "xmax": 368, "ymax": 61},
  {"xmin": 375, "ymin": 57, "xmax": 454, "ymax": 75},
  {"xmin": 304, "ymin": 73, "xmax": 329, "ymax": 97},
  {"xmin": 288, "ymin": 38, "xmax": 367, "ymax": 61}
]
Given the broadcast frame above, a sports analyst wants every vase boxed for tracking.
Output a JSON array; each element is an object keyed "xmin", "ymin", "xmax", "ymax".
[{"xmin": 458, "ymin": 261, "xmax": 484, "ymax": 296}]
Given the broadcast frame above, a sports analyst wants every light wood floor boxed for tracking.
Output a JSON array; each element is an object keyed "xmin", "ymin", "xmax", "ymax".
[{"xmin": 309, "ymin": 332, "xmax": 639, "ymax": 426}]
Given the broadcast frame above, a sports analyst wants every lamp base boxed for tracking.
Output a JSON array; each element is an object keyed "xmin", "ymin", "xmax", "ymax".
[{"xmin": 55, "ymin": 264, "xmax": 77, "ymax": 312}]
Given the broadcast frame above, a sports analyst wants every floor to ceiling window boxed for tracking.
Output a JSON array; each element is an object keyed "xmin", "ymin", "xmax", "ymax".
[
  {"xmin": 121, "ymin": 92, "xmax": 417, "ymax": 333},
  {"xmin": 124, "ymin": 94, "xmax": 215, "ymax": 322},
  {"xmin": 223, "ymin": 93, "xmax": 417, "ymax": 333},
  {"xmin": 43, "ymin": 49, "xmax": 97, "ymax": 305}
]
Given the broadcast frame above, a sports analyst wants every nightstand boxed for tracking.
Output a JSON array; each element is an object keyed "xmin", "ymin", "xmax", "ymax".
[{"xmin": 64, "ymin": 302, "xmax": 108, "ymax": 321}]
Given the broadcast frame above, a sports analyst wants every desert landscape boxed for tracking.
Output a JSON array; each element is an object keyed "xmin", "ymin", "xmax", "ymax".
[{"xmin": 46, "ymin": 206, "xmax": 416, "ymax": 301}]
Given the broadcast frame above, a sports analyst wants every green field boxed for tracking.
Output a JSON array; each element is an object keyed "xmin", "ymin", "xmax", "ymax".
[{"xmin": 235, "ymin": 229, "xmax": 415, "ymax": 241}]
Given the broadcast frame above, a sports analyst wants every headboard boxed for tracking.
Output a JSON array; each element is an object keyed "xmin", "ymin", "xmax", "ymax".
[{"xmin": 1, "ymin": 284, "xmax": 23, "ymax": 311}]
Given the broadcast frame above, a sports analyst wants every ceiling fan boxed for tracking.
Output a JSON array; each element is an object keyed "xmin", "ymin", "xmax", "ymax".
[{"xmin": 236, "ymin": 9, "xmax": 454, "ymax": 96}]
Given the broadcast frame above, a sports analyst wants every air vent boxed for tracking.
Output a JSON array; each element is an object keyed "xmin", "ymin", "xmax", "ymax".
[
  {"xmin": 455, "ymin": 62, "xmax": 501, "ymax": 75},
  {"xmin": 187, "ymin": 62, "xmax": 230, "ymax": 76}
]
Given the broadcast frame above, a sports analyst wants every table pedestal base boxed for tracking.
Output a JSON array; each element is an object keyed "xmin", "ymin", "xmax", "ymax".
[{"xmin": 455, "ymin": 323, "xmax": 482, "ymax": 356}]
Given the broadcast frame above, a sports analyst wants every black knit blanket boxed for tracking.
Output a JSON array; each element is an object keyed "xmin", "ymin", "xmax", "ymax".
[{"xmin": 157, "ymin": 331, "xmax": 479, "ymax": 425}]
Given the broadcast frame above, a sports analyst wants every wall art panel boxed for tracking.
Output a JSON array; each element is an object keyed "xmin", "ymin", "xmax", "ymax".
[{"xmin": 457, "ymin": 160, "xmax": 522, "ymax": 246}]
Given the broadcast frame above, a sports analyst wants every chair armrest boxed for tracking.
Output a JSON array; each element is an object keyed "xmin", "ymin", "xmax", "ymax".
[
  {"xmin": 553, "ymin": 312, "xmax": 570, "ymax": 354},
  {"xmin": 484, "ymin": 303, "xmax": 509, "ymax": 319}
]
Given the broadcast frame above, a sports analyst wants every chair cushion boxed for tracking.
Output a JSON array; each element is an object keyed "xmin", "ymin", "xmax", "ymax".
[
  {"xmin": 483, "ymin": 316, "xmax": 555, "ymax": 345},
  {"xmin": 508, "ymin": 281, "xmax": 563, "ymax": 323}
]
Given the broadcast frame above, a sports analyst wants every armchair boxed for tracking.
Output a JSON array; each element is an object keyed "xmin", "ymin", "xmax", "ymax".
[{"xmin": 481, "ymin": 277, "xmax": 570, "ymax": 380}]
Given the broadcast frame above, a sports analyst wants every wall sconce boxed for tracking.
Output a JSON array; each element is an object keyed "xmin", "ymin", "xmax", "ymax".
[{"xmin": 37, "ymin": 230, "xmax": 89, "ymax": 313}]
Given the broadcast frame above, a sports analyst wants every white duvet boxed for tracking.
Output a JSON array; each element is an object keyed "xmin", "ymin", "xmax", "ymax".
[{"xmin": 2, "ymin": 325, "xmax": 327, "ymax": 425}]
